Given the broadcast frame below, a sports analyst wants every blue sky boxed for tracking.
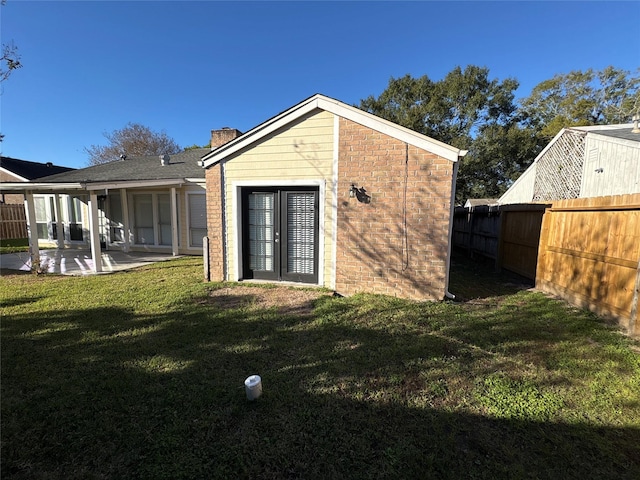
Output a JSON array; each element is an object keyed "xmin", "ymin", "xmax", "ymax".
[{"xmin": 1, "ymin": 1, "xmax": 639, "ymax": 169}]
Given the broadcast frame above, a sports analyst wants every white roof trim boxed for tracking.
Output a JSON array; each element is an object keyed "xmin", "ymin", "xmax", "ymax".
[
  {"xmin": 201, "ymin": 94, "xmax": 466, "ymax": 168},
  {"xmin": 0, "ymin": 167, "xmax": 29, "ymax": 182},
  {"xmin": 572, "ymin": 123, "xmax": 633, "ymax": 132},
  {"xmin": 0, "ymin": 178, "xmax": 186, "ymax": 192},
  {"xmin": 0, "ymin": 182, "xmax": 84, "ymax": 192},
  {"xmin": 85, "ymin": 179, "xmax": 185, "ymax": 190}
]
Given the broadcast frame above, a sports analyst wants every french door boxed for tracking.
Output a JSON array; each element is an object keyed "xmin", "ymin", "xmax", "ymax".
[{"xmin": 242, "ymin": 187, "xmax": 319, "ymax": 284}]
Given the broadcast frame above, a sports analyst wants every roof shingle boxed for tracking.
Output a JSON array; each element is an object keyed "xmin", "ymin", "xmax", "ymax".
[{"xmin": 36, "ymin": 149, "xmax": 209, "ymax": 183}]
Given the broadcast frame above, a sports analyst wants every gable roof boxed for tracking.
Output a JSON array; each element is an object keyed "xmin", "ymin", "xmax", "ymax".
[
  {"xmin": 0, "ymin": 156, "xmax": 75, "ymax": 181},
  {"xmin": 573, "ymin": 123, "xmax": 640, "ymax": 144},
  {"xmin": 498, "ymin": 123, "xmax": 640, "ymax": 204},
  {"xmin": 201, "ymin": 94, "xmax": 467, "ymax": 168},
  {"xmin": 36, "ymin": 148, "xmax": 208, "ymax": 184}
]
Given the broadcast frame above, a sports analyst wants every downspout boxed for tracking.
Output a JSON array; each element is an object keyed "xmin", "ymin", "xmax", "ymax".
[{"xmin": 444, "ymin": 151, "xmax": 467, "ymax": 300}]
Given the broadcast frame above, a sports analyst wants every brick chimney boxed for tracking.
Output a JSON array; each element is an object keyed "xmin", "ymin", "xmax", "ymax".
[{"xmin": 211, "ymin": 127, "xmax": 242, "ymax": 149}]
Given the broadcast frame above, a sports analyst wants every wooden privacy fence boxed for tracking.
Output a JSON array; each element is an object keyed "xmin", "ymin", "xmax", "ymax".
[
  {"xmin": 453, "ymin": 205, "xmax": 500, "ymax": 260},
  {"xmin": 496, "ymin": 204, "xmax": 549, "ymax": 280},
  {"xmin": 453, "ymin": 204, "xmax": 548, "ymax": 280},
  {"xmin": 0, "ymin": 204, "xmax": 28, "ymax": 240},
  {"xmin": 536, "ymin": 194, "xmax": 640, "ymax": 336}
]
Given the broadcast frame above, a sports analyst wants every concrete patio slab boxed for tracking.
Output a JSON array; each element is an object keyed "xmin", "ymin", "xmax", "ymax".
[{"xmin": 0, "ymin": 249, "xmax": 179, "ymax": 275}]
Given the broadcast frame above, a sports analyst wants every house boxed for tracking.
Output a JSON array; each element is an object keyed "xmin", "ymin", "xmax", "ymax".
[
  {"xmin": 463, "ymin": 198, "xmax": 499, "ymax": 208},
  {"xmin": 201, "ymin": 94, "xmax": 467, "ymax": 300},
  {"xmin": 0, "ymin": 133, "xmax": 239, "ymax": 272},
  {"xmin": 1, "ymin": 156, "xmax": 75, "ymax": 204},
  {"xmin": 499, "ymin": 123, "xmax": 640, "ymax": 204}
]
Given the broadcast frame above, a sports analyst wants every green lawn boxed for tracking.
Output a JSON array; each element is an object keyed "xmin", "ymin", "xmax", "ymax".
[{"xmin": 1, "ymin": 256, "xmax": 639, "ymax": 479}]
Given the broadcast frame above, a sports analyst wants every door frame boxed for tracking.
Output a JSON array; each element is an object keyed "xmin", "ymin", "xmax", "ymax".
[{"xmin": 232, "ymin": 180, "xmax": 326, "ymax": 285}]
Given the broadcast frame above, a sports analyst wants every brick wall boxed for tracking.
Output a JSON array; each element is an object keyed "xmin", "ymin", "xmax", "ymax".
[
  {"xmin": 335, "ymin": 117, "xmax": 454, "ymax": 300},
  {"xmin": 206, "ymin": 128, "xmax": 242, "ymax": 280},
  {"xmin": 0, "ymin": 170, "xmax": 26, "ymax": 204},
  {"xmin": 206, "ymin": 164, "xmax": 225, "ymax": 281},
  {"xmin": 211, "ymin": 128, "xmax": 242, "ymax": 149}
]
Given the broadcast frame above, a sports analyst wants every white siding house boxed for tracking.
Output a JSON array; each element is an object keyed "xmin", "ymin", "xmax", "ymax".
[{"xmin": 499, "ymin": 124, "xmax": 640, "ymax": 204}]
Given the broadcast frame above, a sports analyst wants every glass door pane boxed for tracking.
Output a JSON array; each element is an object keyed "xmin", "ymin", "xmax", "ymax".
[
  {"xmin": 158, "ymin": 194, "xmax": 172, "ymax": 246},
  {"xmin": 286, "ymin": 192, "xmax": 315, "ymax": 275},
  {"xmin": 133, "ymin": 194, "xmax": 154, "ymax": 244},
  {"xmin": 188, "ymin": 194, "xmax": 207, "ymax": 247},
  {"xmin": 108, "ymin": 193, "xmax": 124, "ymax": 242},
  {"xmin": 69, "ymin": 196, "xmax": 85, "ymax": 241},
  {"xmin": 248, "ymin": 192, "xmax": 275, "ymax": 273},
  {"xmin": 34, "ymin": 196, "xmax": 48, "ymax": 240}
]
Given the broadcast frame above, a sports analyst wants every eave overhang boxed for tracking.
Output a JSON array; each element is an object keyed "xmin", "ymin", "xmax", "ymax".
[
  {"xmin": 200, "ymin": 94, "xmax": 467, "ymax": 168},
  {"xmin": 0, "ymin": 178, "xmax": 187, "ymax": 193}
]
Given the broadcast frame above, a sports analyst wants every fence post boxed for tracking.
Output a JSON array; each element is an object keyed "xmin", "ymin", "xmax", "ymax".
[
  {"xmin": 631, "ymin": 258, "xmax": 640, "ymax": 336},
  {"xmin": 534, "ymin": 204, "xmax": 553, "ymax": 289},
  {"xmin": 203, "ymin": 236, "xmax": 210, "ymax": 282},
  {"xmin": 495, "ymin": 206, "xmax": 505, "ymax": 272}
]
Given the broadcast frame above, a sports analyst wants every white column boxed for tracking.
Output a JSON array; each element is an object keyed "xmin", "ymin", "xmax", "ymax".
[
  {"xmin": 53, "ymin": 193, "xmax": 64, "ymax": 249},
  {"xmin": 24, "ymin": 191, "xmax": 40, "ymax": 267},
  {"xmin": 88, "ymin": 191, "xmax": 102, "ymax": 273},
  {"xmin": 171, "ymin": 187, "xmax": 179, "ymax": 256},
  {"xmin": 120, "ymin": 188, "xmax": 130, "ymax": 252}
]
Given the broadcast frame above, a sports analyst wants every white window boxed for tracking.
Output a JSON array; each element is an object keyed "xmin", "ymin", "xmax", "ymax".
[
  {"xmin": 188, "ymin": 194, "xmax": 207, "ymax": 248},
  {"xmin": 130, "ymin": 192, "xmax": 178, "ymax": 247},
  {"xmin": 133, "ymin": 194, "xmax": 154, "ymax": 245}
]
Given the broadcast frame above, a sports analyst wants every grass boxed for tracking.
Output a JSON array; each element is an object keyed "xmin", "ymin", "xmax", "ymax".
[
  {"xmin": 1, "ymin": 255, "xmax": 639, "ymax": 479},
  {"xmin": 0, "ymin": 237, "xmax": 29, "ymax": 254}
]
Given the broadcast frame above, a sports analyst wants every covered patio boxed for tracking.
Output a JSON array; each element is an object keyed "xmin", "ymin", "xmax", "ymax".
[
  {"xmin": 0, "ymin": 148, "xmax": 211, "ymax": 275},
  {"xmin": 0, "ymin": 249, "xmax": 178, "ymax": 275}
]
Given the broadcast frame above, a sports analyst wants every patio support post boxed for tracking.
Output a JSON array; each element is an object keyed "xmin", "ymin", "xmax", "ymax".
[
  {"xmin": 88, "ymin": 191, "xmax": 103, "ymax": 273},
  {"xmin": 24, "ymin": 191, "xmax": 40, "ymax": 268},
  {"xmin": 54, "ymin": 193, "xmax": 64, "ymax": 249},
  {"xmin": 170, "ymin": 187, "xmax": 179, "ymax": 256},
  {"xmin": 120, "ymin": 188, "xmax": 130, "ymax": 252}
]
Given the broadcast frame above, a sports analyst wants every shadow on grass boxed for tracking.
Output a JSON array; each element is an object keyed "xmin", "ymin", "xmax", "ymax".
[
  {"xmin": 1, "ymin": 292, "xmax": 639, "ymax": 479},
  {"xmin": 449, "ymin": 249, "xmax": 534, "ymax": 302}
]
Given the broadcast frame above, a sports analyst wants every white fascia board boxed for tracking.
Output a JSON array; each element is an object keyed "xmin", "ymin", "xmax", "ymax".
[
  {"xmin": 0, "ymin": 182, "xmax": 84, "ymax": 192},
  {"xmin": 573, "ymin": 123, "xmax": 633, "ymax": 132},
  {"xmin": 184, "ymin": 178, "xmax": 206, "ymax": 184},
  {"xmin": 85, "ymin": 179, "xmax": 185, "ymax": 190},
  {"xmin": 498, "ymin": 127, "xmax": 584, "ymax": 203},
  {"xmin": 201, "ymin": 99, "xmax": 321, "ymax": 168},
  {"xmin": 201, "ymin": 94, "xmax": 467, "ymax": 168},
  {"xmin": 314, "ymin": 96, "xmax": 465, "ymax": 162},
  {"xmin": 0, "ymin": 167, "xmax": 29, "ymax": 182},
  {"xmin": 533, "ymin": 128, "xmax": 576, "ymax": 165}
]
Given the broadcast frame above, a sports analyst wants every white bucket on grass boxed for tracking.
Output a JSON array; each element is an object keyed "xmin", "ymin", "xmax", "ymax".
[{"xmin": 244, "ymin": 375, "xmax": 262, "ymax": 401}]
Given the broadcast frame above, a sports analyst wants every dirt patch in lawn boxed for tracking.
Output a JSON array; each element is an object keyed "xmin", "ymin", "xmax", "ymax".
[{"xmin": 206, "ymin": 285, "xmax": 332, "ymax": 316}]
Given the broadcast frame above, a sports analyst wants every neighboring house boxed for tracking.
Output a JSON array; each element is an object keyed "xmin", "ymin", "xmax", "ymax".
[
  {"xmin": 499, "ymin": 123, "xmax": 640, "ymax": 204},
  {"xmin": 0, "ymin": 134, "xmax": 239, "ymax": 272},
  {"xmin": 201, "ymin": 94, "xmax": 467, "ymax": 300},
  {"xmin": 0, "ymin": 156, "xmax": 75, "ymax": 204},
  {"xmin": 464, "ymin": 198, "xmax": 499, "ymax": 208}
]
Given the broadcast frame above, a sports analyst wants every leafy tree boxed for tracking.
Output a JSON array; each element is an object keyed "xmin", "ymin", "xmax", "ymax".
[
  {"xmin": 520, "ymin": 67, "xmax": 640, "ymax": 139},
  {"xmin": 85, "ymin": 123, "xmax": 181, "ymax": 166},
  {"xmin": 458, "ymin": 123, "xmax": 542, "ymax": 200},
  {"xmin": 183, "ymin": 143, "xmax": 210, "ymax": 151},
  {"xmin": 360, "ymin": 66, "xmax": 531, "ymax": 202},
  {"xmin": 361, "ymin": 66, "xmax": 519, "ymax": 148}
]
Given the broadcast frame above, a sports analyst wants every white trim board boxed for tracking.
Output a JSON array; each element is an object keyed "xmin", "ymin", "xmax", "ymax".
[
  {"xmin": 230, "ymin": 179, "xmax": 326, "ymax": 287},
  {"xmin": 201, "ymin": 94, "xmax": 467, "ymax": 168}
]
